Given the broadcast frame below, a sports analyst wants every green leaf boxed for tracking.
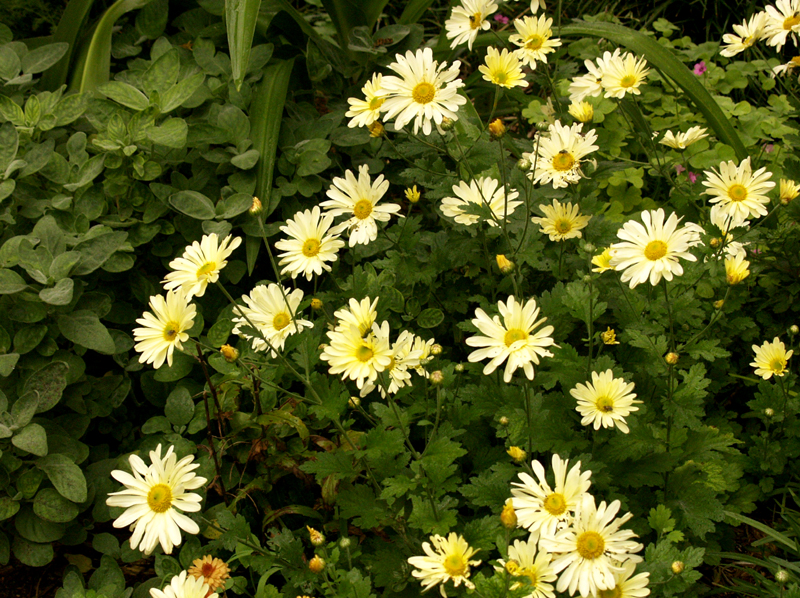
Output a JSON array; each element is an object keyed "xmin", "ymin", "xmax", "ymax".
[
  {"xmin": 34, "ymin": 488, "xmax": 79, "ymax": 523},
  {"xmin": 57, "ymin": 310, "xmax": 117, "ymax": 354},
  {"xmin": 24, "ymin": 361, "xmax": 68, "ymax": 413},
  {"xmin": 12, "ymin": 536, "xmax": 53, "ymax": 566},
  {"xmin": 36, "ymin": 454, "xmax": 87, "ymax": 503},
  {"xmin": 399, "ymin": 0, "xmax": 434, "ymax": 24},
  {"xmin": 257, "ymin": 409, "xmax": 309, "ymax": 440},
  {"xmin": 92, "ymin": 533, "xmax": 120, "ymax": 557},
  {"xmin": 141, "ymin": 49, "xmax": 180, "ymax": 95},
  {"xmin": 98, "ymin": 81, "xmax": 150, "ymax": 111},
  {"xmin": 11, "ymin": 391, "xmax": 39, "ymax": 429},
  {"xmin": 0, "ymin": 46, "xmax": 21, "ymax": 81},
  {"xmin": 0, "ymin": 269, "xmax": 27, "ymax": 294},
  {"xmin": 417, "ymin": 308, "xmax": 444, "ymax": 329},
  {"xmin": 0, "ymin": 180, "xmax": 14, "ymax": 202},
  {"xmin": 73, "ymin": 231, "xmax": 128, "ymax": 275},
  {"xmin": 165, "ymin": 387, "xmax": 194, "ymax": 427},
  {"xmin": 161, "ymin": 72, "xmax": 205, "ymax": 113},
  {"xmin": 136, "ymin": 0, "xmax": 168, "ymax": 39},
  {"xmin": 0, "ymin": 497, "xmax": 20, "ymax": 522},
  {"xmin": 39, "ymin": 0, "xmax": 96, "ymax": 91},
  {"xmin": 169, "ymin": 190, "xmax": 217, "ymax": 220},
  {"xmin": 226, "ymin": 0, "xmax": 263, "ymax": 91},
  {"xmin": 12, "ymin": 423, "xmax": 48, "ymax": 456},
  {"xmin": 0, "ymin": 354, "xmax": 19, "ymax": 377},
  {"xmin": 230, "ymin": 149, "xmax": 260, "ymax": 170},
  {"xmin": 0, "ymin": 122, "xmax": 19, "ymax": 176},
  {"xmin": 146, "ymin": 118, "xmax": 188, "ymax": 148},
  {"xmin": 39, "ymin": 278, "xmax": 74, "ymax": 305},
  {"xmin": 21, "ymin": 43, "xmax": 69, "ymax": 74}
]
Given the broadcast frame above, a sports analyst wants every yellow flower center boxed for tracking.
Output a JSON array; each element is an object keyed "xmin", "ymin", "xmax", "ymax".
[
  {"xmin": 728, "ymin": 183, "xmax": 748, "ymax": 202},
  {"xmin": 599, "ymin": 586, "xmax": 622, "ymax": 598},
  {"xmin": 525, "ymin": 35, "xmax": 544, "ymax": 50},
  {"xmin": 554, "ymin": 219, "xmax": 573, "ymax": 234},
  {"xmin": 493, "ymin": 70, "xmax": 508, "ymax": 85},
  {"xmin": 368, "ymin": 96, "xmax": 385, "ymax": 111},
  {"xmin": 770, "ymin": 358, "xmax": 787, "ymax": 374},
  {"xmin": 273, "ymin": 312, "xmax": 291, "ymax": 331},
  {"xmin": 792, "ymin": 56, "xmax": 800, "ymax": 66},
  {"xmin": 443, "ymin": 554, "xmax": 467, "ymax": 576},
  {"xmin": 576, "ymin": 530, "xmax": 605, "ymax": 559},
  {"xmin": 147, "ymin": 483, "xmax": 173, "ymax": 513},
  {"xmin": 196, "ymin": 261, "xmax": 216, "ymax": 277},
  {"xmin": 356, "ymin": 344, "xmax": 374, "ymax": 362},
  {"xmin": 620, "ymin": 74, "xmax": 637, "ymax": 88},
  {"xmin": 644, "ymin": 240, "xmax": 668, "ymax": 261},
  {"xmin": 412, "ymin": 81, "xmax": 436, "ymax": 104},
  {"xmin": 302, "ymin": 238, "xmax": 321, "ymax": 257},
  {"xmin": 543, "ymin": 492, "xmax": 567, "ymax": 516},
  {"xmin": 504, "ymin": 328, "xmax": 528, "ymax": 347},
  {"xmin": 595, "ymin": 396, "xmax": 615, "ymax": 412},
  {"xmin": 520, "ymin": 566, "xmax": 539, "ymax": 587},
  {"xmin": 784, "ymin": 15, "xmax": 800, "ymax": 29},
  {"xmin": 469, "ymin": 12, "xmax": 483, "ymax": 29},
  {"xmin": 163, "ymin": 321, "xmax": 181, "ymax": 342},
  {"xmin": 353, "ymin": 199, "xmax": 373, "ymax": 220},
  {"xmin": 552, "ymin": 151, "xmax": 575, "ymax": 171}
]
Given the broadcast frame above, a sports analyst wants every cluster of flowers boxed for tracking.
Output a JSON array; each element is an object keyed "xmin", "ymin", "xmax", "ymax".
[
  {"xmin": 718, "ymin": 0, "xmax": 800, "ymax": 68},
  {"xmin": 408, "ymin": 455, "xmax": 649, "ymax": 598}
]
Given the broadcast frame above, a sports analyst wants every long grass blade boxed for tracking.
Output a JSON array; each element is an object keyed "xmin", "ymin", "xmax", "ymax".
[
  {"xmin": 40, "ymin": 0, "xmax": 96, "ymax": 91},
  {"xmin": 226, "ymin": 0, "xmax": 263, "ymax": 91},
  {"xmin": 399, "ymin": 0, "xmax": 435, "ymax": 24},
  {"xmin": 724, "ymin": 510, "xmax": 798, "ymax": 551},
  {"xmin": 559, "ymin": 21, "xmax": 748, "ymax": 161}
]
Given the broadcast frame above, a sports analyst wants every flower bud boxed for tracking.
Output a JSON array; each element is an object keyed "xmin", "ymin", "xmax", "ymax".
[
  {"xmin": 665, "ymin": 352, "xmax": 679, "ymax": 365},
  {"xmin": 568, "ymin": 101, "xmax": 594, "ymax": 123},
  {"xmin": 790, "ymin": 324, "xmax": 799, "ymax": 335},
  {"xmin": 220, "ymin": 344, "xmax": 239, "ymax": 362},
  {"xmin": 501, "ymin": 499, "xmax": 517, "ymax": 529},
  {"xmin": 368, "ymin": 121, "xmax": 385, "ymax": 138},
  {"xmin": 348, "ymin": 396, "xmax": 360, "ymax": 408},
  {"xmin": 710, "ymin": 238, "xmax": 721, "ymax": 248},
  {"xmin": 309, "ymin": 555, "xmax": 325, "ymax": 573},
  {"xmin": 499, "ymin": 416, "xmax": 509, "ymax": 426},
  {"xmin": 765, "ymin": 407, "xmax": 775, "ymax": 417},
  {"xmin": 440, "ymin": 117, "xmax": 455, "ymax": 131},
  {"xmin": 507, "ymin": 446, "xmax": 526, "ymax": 462},
  {"xmin": 601, "ymin": 328, "xmax": 619, "ymax": 345},
  {"xmin": 311, "ymin": 298, "xmax": 323, "ymax": 310},
  {"xmin": 249, "ymin": 196, "xmax": 263, "ymax": 214},
  {"xmin": 488, "ymin": 118, "xmax": 507, "ymax": 140},
  {"xmin": 455, "ymin": 363, "xmax": 464, "ymax": 372},
  {"xmin": 517, "ymin": 158, "xmax": 531, "ymax": 171},
  {"xmin": 307, "ymin": 526, "xmax": 325, "ymax": 546},
  {"xmin": 535, "ymin": 121, "xmax": 550, "ymax": 131},
  {"xmin": 496, "ymin": 254, "xmax": 515, "ymax": 274},
  {"xmin": 777, "ymin": 570, "xmax": 789, "ymax": 582},
  {"xmin": 405, "ymin": 185, "xmax": 421, "ymax": 204},
  {"xmin": 430, "ymin": 370, "xmax": 444, "ymax": 385},
  {"xmin": 431, "ymin": 344, "xmax": 443, "ymax": 356},
  {"xmin": 671, "ymin": 561, "xmax": 684, "ymax": 574},
  {"xmin": 339, "ymin": 537, "xmax": 351, "ymax": 549},
  {"xmin": 582, "ymin": 242, "xmax": 596, "ymax": 254},
  {"xmin": 713, "ymin": 299, "xmax": 725, "ymax": 309}
]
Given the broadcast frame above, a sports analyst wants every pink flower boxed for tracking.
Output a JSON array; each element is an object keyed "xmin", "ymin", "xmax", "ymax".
[
  {"xmin": 675, "ymin": 164, "xmax": 686, "ymax": 175},
  {"xmin": 688, "ymin": 172, "xmax": 697, "ymax": 183},
  {"xmin": 693, "ymin": 61, "xmax": 707, "ymax": 76},
  {"xmin": 494, "ymin": 14, "xmax": 509, "ymax": 24},
  {"xmin": 764, "ymin": 143, "xmax": 774, "ymax": 153}
]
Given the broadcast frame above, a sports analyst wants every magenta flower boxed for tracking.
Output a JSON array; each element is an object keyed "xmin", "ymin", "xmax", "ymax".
[
  {"xmin": 675, "ymin": 164, "xmax": 686, "ymax": 175},
  {"xmin": 693, "ymin": 61, "xmax": 707, "ymax": 76},
  {"xmin": 494, "ymin": 14, "xmax": 509, "ymax": 24},
  {"xmin": 688, "ymin": 172, "xmax": 698, "ymax": 183},
  {"xmin": 764, "ymin": 143, "xmax": 774, "ymax": 153}
]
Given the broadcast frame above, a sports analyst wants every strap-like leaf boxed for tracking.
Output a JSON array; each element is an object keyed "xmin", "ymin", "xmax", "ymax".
[{"xmin": 226, "ymin": 0, "xmax": 263, "ymax": 92}]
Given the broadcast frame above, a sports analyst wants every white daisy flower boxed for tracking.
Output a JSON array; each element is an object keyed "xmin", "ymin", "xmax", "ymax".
[
  {"xmin": 568, "ymin": 49, "xmax": 621, "ymax": 103},
  {"xmin": 441, "ymin": 177, "xmax": 522, "ymax": 226},
  {"xmin": 763, "ymin": 0, "xmax": 800, "ymax": 50},
  {"xmin": 320, "ymin": 164, "xmax": 399, "ymax": 246},
  {"xmin": 359, "ymin": 329, "xmax": 425, "ymax": 397},
  {"xmin": 133, "ymin": 290, "xmax": 196, "ymax": 369},
  {"xmin": 658, "ymin": 126, "xmax": 708, "ymax": 150},
  {"xmin": 346, "ymin": 73, "xmax": 387, "ymax": 128},
  {"xmin": 320, "ymin": 321, "xmax": 393, "ymax": 390},
  {"xmin": 445, "ymin": 0, "xmax": 498, "ymax": 50},
  {"xmin": 107, "ymin": 444, "xmax": 206, "ymax": 555},
  {"xmin": 772, "ymin": 56, "xmax": 800, "ymax": 77},
  {"xmin": 149, "ymin": 570, "xmax": 210, "ymax": 598},
  {"xmin": 592, "ymin": 560, "xmax": 651, "ymax": 598},
  {"xmin": 334, "ymin": 296, "xmax": 379, "ymax": 336},
  {"xmin": 720, "ymin": 12, "xmax": 768, "ymax": 57},
  {"xmin": 274, "ymin": 206, "xmax": 345, "ymax": 280},
  {"xmin": 570, "ymin": 369, "xmax": 641, "ymax": 434},
  {"xmin": 524, "ymin": 120, "xmax": 599, "ymax": 189},
  {"xmin": 408, "ymin": 533, "xmax": 481, "ymax": 596},
  {"xmin": 702, "ymin": 157, "xmax": 775, "ymax": 230},
  {"xmin": 601, "ymin": 52, "xmax": 650, "ymax": 99},
  {"xmin": 510, "ymin": 14, "xmax": 561, "ymax": 69},
  {"xmin": 162, "ymin": 233, "xmax": 242, "ymax": 300},
  {"xmin": 232, "ymin": 284, "xmax": 312, "ymax": 355},
  {"xmin": 381, "ymin": 48, "xmax": 467, "ymax": 135},
  {"xmin": 531, "ymin": 199, "xmax": 591, "ymax": 241}
]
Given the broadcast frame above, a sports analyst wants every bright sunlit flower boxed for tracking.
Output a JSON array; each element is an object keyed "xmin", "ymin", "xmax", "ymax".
[
  {"xmin": 720, "ymin": 12, "xmax": 768, "ymax": 57},
  {"xmin": 479, "ymin": 46, "xmax": 528, "ymax": 88},
  {"xmin": 188, "ymin": 555, "xmax": 231, "ymax": 591},
  {"xmin": 232, "ymin": 284, "xmax": 312, "ymax": 355},
  {"xmin": 597, "ymin": 560, "xmax": 651, "ymax": 598},
  {"xmin": 568, "ymin": 49, "xmax": 621, "ymax": 103},
  {"xmin": 381, "ymin": 48, "xmax": 466, "ymax": 135},
  {"xmin": 150, "ymin": 571, "xmax": 210, "ymax": 598},
  {"xmin": 359, "ymin": 330, "xmax": 425, "ymax": 397},
  {"xmin": 658, "ymin": 126, "xmax": 708, "ymax": 150},
  {"xmin": 702, "ymin": 157, "xmax": 775, "ymax": 230},
  {"xmin": 511, "ymin": 454, "xmax": 592, "ymax": 537},
  {"xmin": 445, "ymin": 0, "xmax": 498, "ymax": 50},
  {"xmin": 133, "ymin": 290, "xmax": 196, "ymax": 369},
  {"xmin": 346, "ymin": 73, "xmax": 387, "ymax": 128},
  {"xmin": 275, "ymin": 207, "xmax": 345, "ymax": 280},
  {"xmin": 592, "ymin": 248, "xmax": 615, "ymax": 273},
  {"xmin": 763, "ymin": 0, "xmax": 800, "ymax": 51},
  {"xmin": 751, "ymin": 337, "xmax": 793, "ymax": 379},
  {"xmin": 571, "ymin": 369, "xmax": 640, "ymax": 434},
  {"xmin": 601, "ymin": 52, "xmax": 650, "ymax": 98},
  {"xmin": 541, "ymin": 494, "xmax": 644, "ymax": 597},
  {"xmin": 321, "ymin": 321, "xmax": 393, "ymax": 390},
  {"xmin": 780, "ymin": 178, "xmax": 800, "ymax": 203},
  {"xmin": 531, "ymin": 199, "xmax": 591, "ymax": 241},
  {"xmin": 163, "ymin": 234, "xmax": 241, "ymax": 300},
  {"xmin": 441, "ymin": 177, "xmax": 522, "ymax": 226},
  {"xmin": 568, "ymin": 101, "xmax": 594, "ymax": 123},
  {"xmin": 495, "ymin": 538, "xmax": 558, "ymax": 598},
  {"xmin": 510, "ymin": 14, "xmax": 561, "ymax": 68},
  {"xmin": 320, "ymin": 164, "xmax": 399, "ymax": 246},
  {"xmin": 525, "ymin": 120, "xmax": 599, "ymax": 189},
  {"xmin": 725, "ymin": 253, "xmax": 750, "ymax": 285},
  {"xmin": 609, "ymin": 208, "xmax": 700, "ymax": 288},
  {"xmin": 107, "ymin": 444, "xmax": 206, "ymax": 556},
  {"xmin": 408, "ymin": 533, "xmax": 481, "ymax": 597},
  {"xmin": 466, "ymin": 296, "xmax": 556, "ymax": 383},
  {"xmin": 333, "ymin": 296, "xmax": 379, "ymax": 336}
]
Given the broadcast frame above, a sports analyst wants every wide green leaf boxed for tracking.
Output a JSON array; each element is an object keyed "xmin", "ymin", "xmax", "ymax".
[
  {"xmin": 36, "ymin": 454, "xmax": 88, "ymax": 503},
  {"xmin": 23, "ymin": 361, "xmax": 68, "ymax": 413},
  {"xmin": 57, "ymin": 310, "xmax": 117, "ymax": 354},
  {"xmin": 12, "ymin": 424, "xmax": 48, "ymax": 457},
  {"xmin": 169, "ymin": 190, "xmax": 217, "ymax": 220}
]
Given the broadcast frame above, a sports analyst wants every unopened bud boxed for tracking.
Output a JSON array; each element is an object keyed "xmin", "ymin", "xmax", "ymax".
[
  {"xmin": 713, "ymin": 299, "xmax": 725, "ymax": 309},
  {"xmin": 671, "ymin": 561, "xmax": 684, "ymax": 574},
  {"xmin": 430, "ymin": 370, "xmax": 444, "ymax": 385},
  {"xmin": 311, "ymin": 298, "xmax": 323, "ymax": 310},
  {"xmin": 348, "ymin": 396, "xmax": 360, "ymax": 408},
  {"xmin": 582, "ymin": 242, "xmax": 596, "ymax": 254},
  {"xmin": 765, "ymin": 407, "xmax": 775, "ymax": 417},
  {"xmin": 507, "ymin": 446, "xmax": 526, "ymax": 462},
  {"xmin": 665, "ymin": 352, "xmax": 679, "ymax": 365},
  {"xmin": 496, "ymin": 254, "xmax": 515, "ymax": 274},
  {"xmin": 535, "ymin": 121, "xmax": 550, "ymax": 131},
  {"xmin": 601, "ymin": 328, "xmax": 619, "ymax": 345},
  {"xmin": 455, "ymin": 363, "xmax": 464, "ymax": 372},
  {"xmin": 505, "ymin": 559, "xmax": 521, "ymax": 575},
  {"xmin": 431, "ymin": 344, "xmax": 443, "ymax": 356},
  {"xmin": 790, "ymin": 324, "xmax": 799, "ymax": 335},
  {"xmin": 568, "ymin": 100, "xmax": 594, "ymax": 123},
  {"xmin": 517, "ymin": 158, "xmax": 531, "ymax": 171},
  {"xmin": 710, "ymin": 238, "xmax": 721, "ymax": 248},
  {"xmin": 501, "ymin": 499, "xmax": 517, "ymax": 529},
  {"xmin": 488, "ymin": 118, "xmax": 507, "ymax": 140},
  {"xmin": 439, "ymin": 117, "xmax": 455, "ymax": 131},
  {"xmin": 368, "ymin": 121, "xmax": 385, "ymax": 137},
  {"xmin": 309, "ymin": 554, "xmax": 325, "ymax": 573},
  {"xmin": 776, "ymin": 570, "xmax": 789, "ymax": 583},
  {"xmin": 339, "ymin": 537, "xmax": 351, "ymax": 549},
  {"xmin": 250, "ymin": 196, "xmax": 263, "ymax": 214},
  {"xmin": 499, "ymin": 416, "xmax": 509, "ymax": 426},
  {"xmin": 220, "ymin": 344, "xmax": 239, "ymax": 362},
  {"xmin": 307, "ymin": 526, "xmax": 325, "ymax": 546},
  {"xmin": 405, "ymin": 185, "xmax": 421, "ymax": 203}
]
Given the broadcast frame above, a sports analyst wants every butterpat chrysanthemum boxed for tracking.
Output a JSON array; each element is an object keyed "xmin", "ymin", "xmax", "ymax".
[
  {"xmin": 780, "ymin": 178, "xmax": 800, "ymax": 203},
  {"xmin": 163, "ymin": 234, "xmax": 241, "ymax": 299},
  {"xmin": 601, "ymin": 52, "xmax": 650, "ymax": 98},
  {"xmin": 510, "ymin": 15, "xmax": 561, "ymax": 68},
  {"xmin": 763, "ymin": 0, "xmax": 800, "ymax": 51},
  {"xmin": 569, "ymin": 101, "xmax": 594, "ymax": 123},
  {"xmin": 772, "ymin": 56, "xmax": 800, "ymax": 77},
  {"xmin": 346, "ymin": 73, "xmax": 387, "ymax": 128},
  {"xmin": 334, "ymin": 296, "xmax": 379, "ymax": 335},
  {"xmin": 541, "ymin": 494, "xmax": 643, "ymax": 597},
  {"xmin": 570, "ymin": 369, "xmax": 640, "ymax": 434},
  {"xmin": 275, "ymin": 206, "xmax": 345, "ymax": 280},
  {"xmin": 445, "ymin": 0, "xmax": 497, "ymax": 50},
  {"xmin": 720, "ymin": 12, "xmax": 768, "ymax": 57},
  {"xmin": 359, "ymin": 330, "xmax": 424, "ymax": 397},
  {"xmin": 408, "ymin": 533, "xmax": 481, "ymax": 597},
  {"xmin": 495, "ymin": 538, "xmax": 558, "ymax": 598},
  {"xmin": 725, "ymin": 253, "xmax": 750, "ymax": 285},
  {"xmin": 525, "ymin": 120, "xmax": 599, "ymax": 189},
  {"xmin": 232, "ymin": 284, "xmax": 312, "ymax": 355},
  {"xmin": 320, "ymin": 165, "xmax": 399, "ymax": 246},
  {"xmin": 598, "ymin": 561, "xmax": 651, "ymax": 598},
  {"xmin": 466, "ymin": 295, "xmax": 556, "ymax": 382},
  {"xmin": 321, "ymin": 321, "xmax": 393, "ymax": 389},
  {"xmin": 702, "ymin": 157, "xmax": 775, "ymax": 229},
  {"xmin": 133, "ymin": 290, "xmax": 196, "ymax": 369},
  {"xmin": 479, "ymin": 46, "xmax": 529, "ymax": 88},
  {"xmin": 441, "ymin": 177, "xmax": 522, "ymax": 226},
  {"xmin": 751, "ymin": 337, "xmax": 793, "ymax": 379},
  {"xmin": 511, "ymin": 454, "xmax": 592, "ymax": 537},
  {"xmin": 592, "ymin": 248, "xmax": 615, "ymax": 273},
  {"xmin": 150, "ymin": 570, "xmax": 210, "ymax": 598},
  {"xmin": 107, "ymin": 444, "xmax": 206, "ymax": 555},
  {"xmin": 381, "ymin": 48, "xmax": 466, "ymax": 135},
  {"xmin": 532, "ymin": 199, "xmax": 591, "ymax": 241},
  {"xmin": 568, "ymin": 50, "xmax": 621, "ymax": 103},
  {"xmin": 609, "ymin": 209, "xmax": 700, "ymax": 288},
  {"xmin": 658, "ymin": 126, "xmax": 708, "ymax": 150}
]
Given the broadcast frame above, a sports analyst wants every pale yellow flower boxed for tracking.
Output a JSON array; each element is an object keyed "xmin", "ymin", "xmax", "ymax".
[
  {"xmin": 751, "ymin": 337, "xmax": 793, "ymax": 379},
  {"xmin": 479, "ymin": 46, "xmax": 528, "ymax": 88},
  {"xmin": 531, "ymin": 199, "xmax": 591, "ymax": 241},
  {"xmin": 725, "ymin": 253, "xmax": 750, "ymax": 285},
  {"xmin": 408, "ymin": 533, "xmax": 481, "ymax": 596}
]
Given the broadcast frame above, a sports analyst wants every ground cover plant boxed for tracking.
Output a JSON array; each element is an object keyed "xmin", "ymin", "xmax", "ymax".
[{"xmin": 1, "ymin": 0, "xmax": 800, "ymax": 597}]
